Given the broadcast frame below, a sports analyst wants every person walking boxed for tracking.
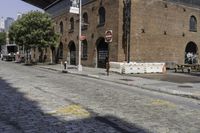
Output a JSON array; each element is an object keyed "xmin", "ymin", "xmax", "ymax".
[{"xmin": 105, "ymin": 56, "xmax": 110, "ymax": 76}]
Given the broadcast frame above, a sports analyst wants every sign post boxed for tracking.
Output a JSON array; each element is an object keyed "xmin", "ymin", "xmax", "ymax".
[
  {"xmin": 105, "ymin": 30, "xmax": 113, "ymax": 75},
  {"xmin": 70, "ymin": 0, "xmax": 82, "ymax": 71},
  {"xmin": 123, "ymin": 0, "xmax": 131, "ymax": 63}
]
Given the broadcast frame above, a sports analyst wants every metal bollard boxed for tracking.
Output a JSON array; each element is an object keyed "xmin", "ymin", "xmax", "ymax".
[{"xmin": 64, "ymin": 61, "xmax": 67, "ymax": 70}]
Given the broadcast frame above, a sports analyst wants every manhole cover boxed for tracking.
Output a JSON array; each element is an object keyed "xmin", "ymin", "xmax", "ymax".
[
  {"xmin": 120, "ymin": 79, "xmax": 134, "ymax": 81},
  {"xmin": 178, "ymin": 85, "xmax": 193, "ymax": 88},
  {"xmin": 36, "ymin": 76, "xmax": 46, "ymax": 78}
]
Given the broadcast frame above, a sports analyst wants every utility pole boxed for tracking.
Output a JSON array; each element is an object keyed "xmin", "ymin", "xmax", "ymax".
[{"xmin": 123, "ymin": 0, "xmax": 131, "ymax": 63}]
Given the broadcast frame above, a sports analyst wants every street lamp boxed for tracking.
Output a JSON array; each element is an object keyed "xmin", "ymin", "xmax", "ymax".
[
  {"xmin": 78, "ymin": 0, "xmax": 82, "ymax": 71},
  {"xmin": 69, "ymin": 0, "xmax": 82, "ymax": 71},
  {"xmin": 123, "ymin": 0, "xmax": 131, "ymax": 63}
]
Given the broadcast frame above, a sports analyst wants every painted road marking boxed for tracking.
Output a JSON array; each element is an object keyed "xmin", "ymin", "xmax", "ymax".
[
  {"xmin": 48, "ymin": 105, "xmax": 90, "ymax": 117},
  {"xmin": 150, "ymin": 99, "xmax": 176, "ymax": 108}
]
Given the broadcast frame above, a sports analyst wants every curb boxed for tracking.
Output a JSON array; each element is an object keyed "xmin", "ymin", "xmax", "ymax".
[{"xmin": 37, "ymin": 66, "xmax": 200, "ymax": 100}]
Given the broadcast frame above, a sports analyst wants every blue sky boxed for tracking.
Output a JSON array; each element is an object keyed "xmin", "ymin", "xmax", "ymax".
[{"xmin": 0, "ymin": 0, "xmax": 42, "ymax": 20}]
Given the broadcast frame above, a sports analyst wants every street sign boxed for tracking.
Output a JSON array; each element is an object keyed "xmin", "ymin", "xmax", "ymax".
[
  {"xmin": 70, "ymin": 0, "xmax": 79, "ymax": 14},
  {"xmin": 70, "ymin": 7, "xmax": 79, "ymax": 14},
  {"xmin": 105, "ymin": 30, "xmax": 113, "ymax": 43}
]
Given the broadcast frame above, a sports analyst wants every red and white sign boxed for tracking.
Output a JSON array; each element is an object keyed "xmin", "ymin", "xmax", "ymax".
[{"xmin": 105, "ymin": 30, "xmax": 113, "ymax": 43}]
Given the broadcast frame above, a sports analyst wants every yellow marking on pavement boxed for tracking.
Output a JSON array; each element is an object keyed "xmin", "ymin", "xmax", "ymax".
[
  {"xmin": 55, "ymin": 105, "xmax": 90, "ymax": 117},
  {"xmin": 151, "ymin": 99, "xmax": 176, "ymax": 108}
]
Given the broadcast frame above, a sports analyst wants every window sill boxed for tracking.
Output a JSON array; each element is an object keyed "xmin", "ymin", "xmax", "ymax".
[
  {"xmin": 81, "ymin": 57, "xmax": 88, "ymax": 60},
  {"xmin": 68, "ymin": 29, "xmax": 74, "ymax": 33},
  {"xmin": 81, "ymin": 26, "xmax": 88, "ymax": 31},
  {"xmin": 189, "ymin": 30, "xmax": 197, "ymax": 32}
]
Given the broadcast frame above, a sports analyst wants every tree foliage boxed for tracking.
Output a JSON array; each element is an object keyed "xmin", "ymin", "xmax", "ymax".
[
  {"xmin": 9, "ymin": 11, "xmax": 59, "ymax": 50},
  {"xmin": 0, "ymin": 32, "xmax": 6, "ymax": 46}
]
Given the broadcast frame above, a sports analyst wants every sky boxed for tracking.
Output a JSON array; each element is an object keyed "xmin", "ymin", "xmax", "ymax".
[{"xmin": 0, "ymin": 0, "xmax": 42, "ymax": 20}]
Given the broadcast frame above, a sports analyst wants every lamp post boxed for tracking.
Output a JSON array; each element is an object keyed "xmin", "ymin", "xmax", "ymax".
[
  {"xmin": 123, "ymin": 0, "xmax": 131, "ymax": 63},
  {"xmin": 77, "ymin": 0, "xmax": 82, "ymax": 71},
  {"xmin": 69, "ymin": 0, "xmax": 82, "ymax": 71}
]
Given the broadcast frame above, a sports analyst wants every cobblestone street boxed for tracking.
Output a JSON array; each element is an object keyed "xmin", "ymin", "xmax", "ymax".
[{"xmin": 0, "ymin": 61, "xmax": 200, "ymax": 133}]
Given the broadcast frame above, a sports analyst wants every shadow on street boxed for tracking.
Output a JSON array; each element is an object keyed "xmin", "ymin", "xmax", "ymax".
[
  {"xmin": 0, "ymin": 77, "xmax": 151, "ymax": 133},
  {"xmin": 132, "ymin": 72, "xmax": 200, "ymax": 83}
]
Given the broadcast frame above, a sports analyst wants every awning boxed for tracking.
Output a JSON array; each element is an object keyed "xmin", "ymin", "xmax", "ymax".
[{"xmin": 22, "ymin": 0, "xmax": 58, "ymax": 9}]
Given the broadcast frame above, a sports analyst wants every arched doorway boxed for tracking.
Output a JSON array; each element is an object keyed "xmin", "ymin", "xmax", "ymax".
[
  {"xmin": 56, "ymin": 42, "xmax": 63, "ymax": 63},
  {"xmin": 185, "ymin": 42, "xmax": 198, "ymax": 64},
  {"xmin": 68, "ymin": 41, "xmax": 76, "ymax": 65},
  {"xmin": 82, "ymin": 39, "xmax": 88, "ymax": 60},
  {"xmin": 96, "ymin": 37, "xmax": 109, "ymax": 68},
  {"xmin": 50, "ymin": 45, "xmax": 56, "ymax": 63}
]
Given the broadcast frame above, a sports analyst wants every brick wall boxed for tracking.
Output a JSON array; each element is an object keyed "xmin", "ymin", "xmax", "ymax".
[
  {"xmin": 51, "ymin": 0, "xmax": 200, "ymax": 68},
  {"xmin": 129, "ymin": 0, "xmax": 200, "ymax": 67}
]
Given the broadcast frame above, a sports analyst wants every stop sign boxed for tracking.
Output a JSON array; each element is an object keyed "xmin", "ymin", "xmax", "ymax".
[{"xmin": 105, "ymin": 30, "xmax": 112, "ymax": 43}]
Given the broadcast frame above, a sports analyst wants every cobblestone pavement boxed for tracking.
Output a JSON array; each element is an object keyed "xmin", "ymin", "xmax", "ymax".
[
  {"xmin": 37, "ymin": 63, "xmax": 200, "ymax": 100},
  {"xmin": 0, "ymin": 61, "xmax": 200, "ymax": 133}
]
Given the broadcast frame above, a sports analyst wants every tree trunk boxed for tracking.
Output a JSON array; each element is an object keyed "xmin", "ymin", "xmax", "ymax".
[{"xmin": 50, "ymin": 49, "xmax": 53, "ymax": 64}]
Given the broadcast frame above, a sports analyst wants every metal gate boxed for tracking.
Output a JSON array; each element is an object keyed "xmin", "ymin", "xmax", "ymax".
[
  {"xmin": 70, "ymin": 51, "xmax": 76, "ymax": 65},
  {"xmin": 98, "ymin": 50, "xmax": 108, "ymax": 68}
]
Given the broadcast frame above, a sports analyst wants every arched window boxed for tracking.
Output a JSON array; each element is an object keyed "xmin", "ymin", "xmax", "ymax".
[
  {"xmin": 81, "ymin": 40, "xmax": 88, "ymax": 60},
  {"xmin": 70, "ymin": 17, "xmax": 74, "ymax": 31},
  {"xmin": 59, "ymin": 43, "xmax": 63, "ymax": 59},
  {"xmin": 82, "ymin": 12, "xmax": 88, "ymax": 30},
  {"xmin": 83, "ymin": 12, "xmax": 88, "ymax": 23},
  {"xmin": 60, "ymin": 21, "xmax": 63, "ymax": 34},
  {"xmin": 190, "ymin": 16, "xmax": 197, "ymax": 32},
  {"xmin": 98, "ymin": 7, "xmax": 106, "ymax": 25},
  {"xmin": 185, "ymin": 42, "xmax": 198, "ymax": 64}
]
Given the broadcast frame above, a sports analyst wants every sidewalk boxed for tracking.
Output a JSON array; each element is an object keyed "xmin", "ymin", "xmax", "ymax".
[{"xmin": 36, "ymin": 63, "xmax": 200, "ymax": 100}]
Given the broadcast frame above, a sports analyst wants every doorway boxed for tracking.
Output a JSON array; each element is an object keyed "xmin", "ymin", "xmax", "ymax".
[
  {"xmin": 185, "ymin": 42, "xmax": 198, "ymax": 64},
  {"xmin": 68, "ymin": 41, "xmax": 76, "ymax": 65},
  {"xmin": 96, "ymin": 37, "xmax": 109, "ymax": 68}
]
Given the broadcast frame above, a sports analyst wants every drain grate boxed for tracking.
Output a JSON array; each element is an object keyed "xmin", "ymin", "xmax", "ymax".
[
  {"xmin": 178, "ymin": 85, "xmax": 193, "ymax": 88},
  {"xmin": 120, "ymin": 79, "xmax": 134, "ymax": 81}
]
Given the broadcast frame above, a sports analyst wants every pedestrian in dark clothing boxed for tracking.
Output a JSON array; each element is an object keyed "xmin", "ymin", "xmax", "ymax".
[{"xmin": 105, "ymin": 56, "xmax": 110, "ymax": 76}]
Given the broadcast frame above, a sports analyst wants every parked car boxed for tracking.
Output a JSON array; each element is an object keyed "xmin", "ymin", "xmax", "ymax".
[{"xmin": 1, "ymin": 44, "xmax": 18, "ymax": 61}]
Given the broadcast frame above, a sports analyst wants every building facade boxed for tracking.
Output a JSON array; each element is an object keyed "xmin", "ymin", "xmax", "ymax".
[
  {"xmin": 0, "ymin": 17, "xmax": 5, "ymax": 32},
  {"xmin": 24, "ymin": 0, "xmax": 200, "ymax": 68},
  {"xmin": 5, "ymin": 17, "xmax": 15, "ymax": 32}
]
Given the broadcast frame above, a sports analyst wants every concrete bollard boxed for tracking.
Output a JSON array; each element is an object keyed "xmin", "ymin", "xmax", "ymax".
[
  {"xmin": 64, "ymin": 61, "xmax": 67, "ymax": 70},
  {"xmin": 62, "ymin": 61, "xmax": 68, "ymax": 73}
]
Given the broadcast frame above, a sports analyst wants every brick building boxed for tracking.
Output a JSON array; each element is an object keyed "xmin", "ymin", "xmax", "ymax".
[{"xmin": 23, "ymin": 0, "xmax": 200, "ymax": 68}]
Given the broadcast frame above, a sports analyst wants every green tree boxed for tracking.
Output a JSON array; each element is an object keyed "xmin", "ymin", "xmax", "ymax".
[
  {"xmin": 0, "ymin": 32, "xmax": 6, "ymax": 53},
  {"xmin": 9, "ymin": 11, "xmax": 59, "ymax": 63}
]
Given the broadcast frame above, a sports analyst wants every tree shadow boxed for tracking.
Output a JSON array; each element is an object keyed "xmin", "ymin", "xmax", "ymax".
[{"xmin": 0, "ymin": 77, "xmax": 152, "ymax": 133}]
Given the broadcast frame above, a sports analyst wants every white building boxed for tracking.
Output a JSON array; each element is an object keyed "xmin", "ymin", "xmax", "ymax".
[
  {"xmin": 0, "ymin": 17, "xmax": 5, "ymax": 32},
  {"xmin": 17, "ymin": 13, "xmax": 22, "ymax": 20},
  {"xmin": 5, "ymin": 17, "xmax": 15, "ymax": 32}
]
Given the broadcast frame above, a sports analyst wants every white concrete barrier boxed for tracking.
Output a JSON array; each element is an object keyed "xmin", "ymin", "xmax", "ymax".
[
  {"xmin": 123, "ymin": 62, "xmax": 137, "ymax": 74},
  {"xmin": 110, "ymin": 62, "xmax": 166, "ymax": 74},
  {"xmin": 109, "ymin": 62, "xmax": 124, "ymax": 74}
]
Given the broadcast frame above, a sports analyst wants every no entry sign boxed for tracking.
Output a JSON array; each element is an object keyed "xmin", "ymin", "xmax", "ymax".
[{"xmin": 105, "ymin": 30, "xmax": 113, "ymax": 43}]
